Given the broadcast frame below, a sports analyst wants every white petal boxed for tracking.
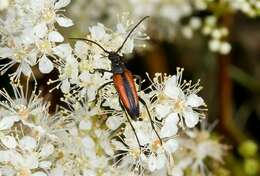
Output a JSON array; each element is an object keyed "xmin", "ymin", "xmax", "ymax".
[
  {"xmin": 60, "ymin": 79, "xmax": 70, "ymax": 93},
  {"xmin": 116, "ymin": 23, "xmax": 126, "ymax": 33},
  {"xmin": 0, "ymin": 47, "xmax": 13, "ymax": 58},
  {"xmin": 183, "ymin": 110, "xmax": 199, "ymax": 128},
  {"xmin": 32, "ymin": 172, "xmax": 47, "ymax": 176},
  {"xmin": 39, "ymin": 161, "xmax": 52, "ymax": 168},
  {"xmin": 112, "ymin": 140, "xmax": 127, "ymax": 151},
  {"xmin": 33, "ymin": 23, "xmax": 48, "ymax": 38},
  {"xmin": 0, "ymin": 0, "xmax": 9, "ymax": 10},
  {"xmin": 0, "ymin": 151, "xmax": 11, "ymax": 162},
  {"xmin": 171, "ymin": 167, "xmax": 184, "ymax": 176},
  {"xmin": 148, "ymin": 154, "xmax": 157, "ymax": 172},
  {"xmin": 160, "ymin": 113, "xmax": 179, "ymax": 138},
  {"xmin": 106, "ymin": 116, "xmax": 123, "ymax": 130},
  {"xmin": 87, "ymin": 87, "xmax": 96, "ymax": 101},
  {"xmin": 21, "ymin": 28, "xmax": 35, "ymax": 44},
  {"xmin": 155, "ymin": 104, "xmax": 171, "ymax": 119},
  {"xmin": 0, "ymin": 135, "xmax": 17, "ymax": 149},
  {"xmin": 79, "ymin": 120, "xmax": 92, "ymax": 130},
  {"xmin": 89, "ymin": 24, "xmax": 106, "ymax": 40},
  {"xmin": 23, "ymin": 154, "xmax": 39, "ymax": 169},
  {"xmin": 48, "ymin": 31, "xmax": 64, "ymax": 42},
  {"xmin": 19, "ymin": 136, "xmax": 37, "ymax": 151},
  {"xmin": 79, "ymin": 72, "xmax": 91, "ymax": 82},
  {"xmin": 0, "ymin": 167, "xmax": 16, "ymax": 176},
  {"xmin": 9, "ymin": 150, "xmax": 24, "ymax": 165},
  {"xmin": 0, "ymin": 116, "xmax": 19, "ymax": 130},
  {"xmin": 39, "ymin": 55, "xmax": 54, "ymax": 74},
  {"xmin": 74, "ymin": 41, "xmax": 89, "ymax": 57},
  {"xmin": 39, "ymin": 144, "xmax": 54, "ymax": 157},
  {"xmin": 54, "ymin": 0, "xmax": 71, "ymax": 9},
  {"xmin": 165, "ymin": 139, "xmax": 179, "ymax": 153},
  {"xmin": 156, "ymin": 154, "xmax": 166, "ymax": 170},
  {"xmin": 83, "ymin": 170, "xmax": 96, "ymax": 176},
  {"xmin": 30, "ymin": 0, "xmax": 44, "ymax": 10},
  {"xmin": 164, "ymin": 76, "xmax": 183, "ymax": 99},
  {"xmin": 21, "ymin": 62, "xmax": 32, "ymax": 76},
  {"xmin": 27, "ymin": 50, "xmax": 38, "ymax": 65},
  {"xmin": 81, "ymin": 136, "xmax": 95, "ymax": 150},
  {"xmin": 56, "ymin": 17, "xmax": 73, "ymax": 27},
  {"xmin": 186, "ymin": 94, "xmax": 205, "ymax": 107},
  {"xmin": 122, "ymin": 38, "xmax": 134, "ymax": 54},
  {"xmin": 50, "ymin": 165, "xmax": 64, "ymax": 176},
  {"xmin": 52, "ymin": 43, "xmax": 72, "ymax": 58}
]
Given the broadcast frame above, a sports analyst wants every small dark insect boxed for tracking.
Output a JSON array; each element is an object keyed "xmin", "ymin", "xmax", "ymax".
[{"xmin": 70, "ymin": 16, "xmax": 162, "ymax": 150}]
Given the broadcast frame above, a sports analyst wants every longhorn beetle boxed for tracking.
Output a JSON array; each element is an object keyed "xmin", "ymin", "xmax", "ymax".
[{"xmin": 71, "ymin": 16, "xmax": 162, "ymax": 150}]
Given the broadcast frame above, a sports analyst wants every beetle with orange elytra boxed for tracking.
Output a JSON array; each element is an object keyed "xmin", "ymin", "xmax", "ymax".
[{"xmin": 70, "ymin": 16, "xmax": 162, "ymax": 150}]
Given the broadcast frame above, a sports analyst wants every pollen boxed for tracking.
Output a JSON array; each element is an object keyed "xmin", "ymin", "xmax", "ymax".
[
  {"xmin": 38, "ymin": 40, "xmax": 52, "ymax": 54},
  {"xmin": 14, "ymin": 49, "xmax": 27, "ymax": 63},
  {"xmin": 152, "ymin": 139, "xmax": 161, "ymax": 151},
  {"xmin": 17, "ymin": 105, "xmax": 29, "ymax": 120},
  {"xmin": 129, "ymin": 148, "xmax": 140, "ymax": 159},
  {"xmin": 174, "ymin": 100, "xmax": 185, "ymax": 113},
  {"xmin": 17, "ymin": 168, "xmax": 31, "ymax": 176},
  {"xmin": 42, "ymin": 9, "xmax": 56, "ymax": 23}
]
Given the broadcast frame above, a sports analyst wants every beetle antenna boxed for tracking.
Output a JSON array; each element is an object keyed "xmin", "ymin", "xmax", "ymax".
[
  {"xmin": 69, "ymin": 38, "xmax": 109, "ymax": 53},
  {"xmin": 116, "ymin": 16, "xmax": 149, "ymax": 53}
]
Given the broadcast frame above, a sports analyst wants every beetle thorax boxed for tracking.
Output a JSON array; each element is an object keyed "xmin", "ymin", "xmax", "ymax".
[{"xmin": 108, "ymin": 52, "xmax": 125, "ymax": 73}]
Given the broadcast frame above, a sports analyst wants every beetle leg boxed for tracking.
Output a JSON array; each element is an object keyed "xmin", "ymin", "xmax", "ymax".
[
  {"xmin": 100, "ymin": 99, "xmax": 108, "ymax": 109},
  {"xmin": 133, "ymin": 75, "xmax": 142, "ymax": 91},
  {"xmin": 90, "ymin": 68, "xmax": 112, "ymax": 75},
  {"xmin": 94, "ymin": 81, "xmax": 113, "ymax": 101},
  {"xmin": 119, "ymin": 98, "xmax": 142, "ymax": 153},
  {"xmin": 100, "ymin": 53, "xmax": 108, "ymax": 58},
  {"xmin": 138, "ymin": 96, "xmax": 163, "ymax": 145}
]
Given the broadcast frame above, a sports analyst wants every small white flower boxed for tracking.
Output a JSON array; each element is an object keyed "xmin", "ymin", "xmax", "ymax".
[
  {"xmin": 209, "ymin": 39, "xmax": 221, "ymax": 52},
  {"xmin": 219, "ymin": 42, "xmax": 231, "ymax": 55}
]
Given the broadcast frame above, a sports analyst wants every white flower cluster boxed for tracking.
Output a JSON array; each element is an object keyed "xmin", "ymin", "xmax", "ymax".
[
  {"xmin": 228, "ymin": 0, "xmax": 260, "ymax": 17},
  {"xmin": 0, "ymin": 0, "xmax": 73, "ymax": 82},
  {"xmin": 48, "ymin": 17, "xmax": 148, "ymax": 100},
  {"xmin": 0, "ymin": 0, "xmax": 228, "ymax": 175},
  {"xmin": 69, "ymin": 0, "xmax": 260, "ymax": 55},
  {"xmin": 171, "ymin": 127, "xmax": 228, "ymax": 176},
  {"xmin": 0, "ymin": 85, "xmax": 67, "ymax": 176},
  {"xmin": 0, "ymin": 79, "xmax": 225, "ymax": 175},
  {"xmin": 96, "ymin": 68, "xmax": 209, "ymax": 174},
  {"xmin": 181, "ymin": 15, "xmax": 232, "ymax": 55}
]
